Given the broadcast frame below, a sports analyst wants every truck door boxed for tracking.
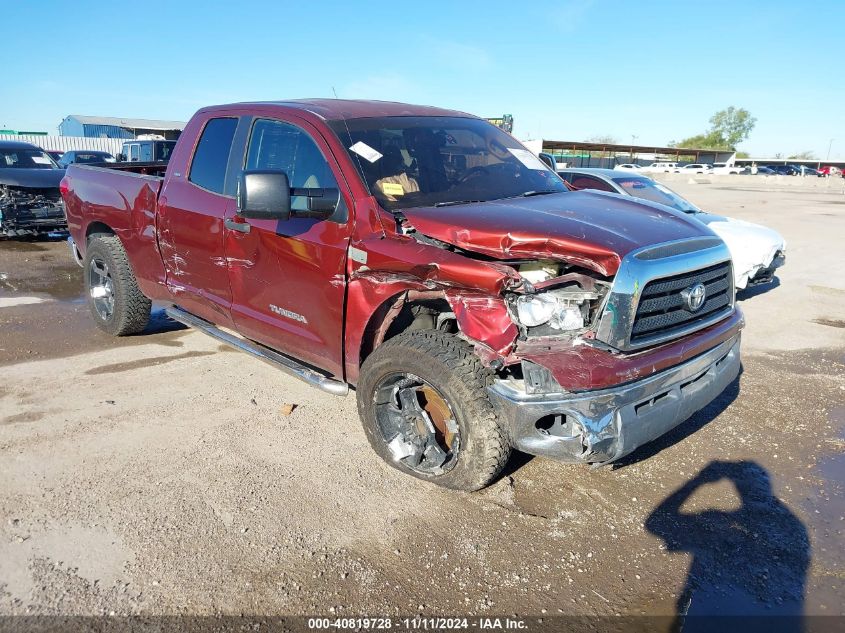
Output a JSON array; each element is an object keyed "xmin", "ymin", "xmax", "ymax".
[
  {"xmin": 223, "ymin": 116, "xmax": 351, "ymax": 379},
  {"xmin": 157, "ymin": 116, "xmax": 240, "ymax": 326}
]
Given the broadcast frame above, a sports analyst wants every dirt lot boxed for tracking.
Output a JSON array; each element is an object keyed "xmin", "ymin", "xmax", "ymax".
[{"xmin": 0, "ymin": 179, "xmax": 843, "ymax": 625}]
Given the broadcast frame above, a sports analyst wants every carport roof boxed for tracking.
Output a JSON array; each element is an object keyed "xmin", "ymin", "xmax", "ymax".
[
  {"xmin": 65, "ymin": 115, "xmax": 187, "ymax": 130},
  {"xmin": 542, "ymin": 139, "xmax": 732, "ymax": 156}
]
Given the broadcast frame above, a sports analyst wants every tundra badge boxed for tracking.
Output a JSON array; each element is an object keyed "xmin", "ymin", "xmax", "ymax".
[{"xmin": 269, "ymin": 304, "xmax": 308, "ymax": 324}]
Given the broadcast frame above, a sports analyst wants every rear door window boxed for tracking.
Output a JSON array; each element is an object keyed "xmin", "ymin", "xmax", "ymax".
[{"xmin": 189, "ymin": 117, "xmax": 239, "ymax": 195}]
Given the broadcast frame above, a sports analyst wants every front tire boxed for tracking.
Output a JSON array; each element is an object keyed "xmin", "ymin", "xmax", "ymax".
[
  {"xmin": 84, "ymin": 234, "xmax": 151, "ymax": 336},
  {"xmin": 357, "ymin": 330, "xmax": 511, "ymax": 491}
]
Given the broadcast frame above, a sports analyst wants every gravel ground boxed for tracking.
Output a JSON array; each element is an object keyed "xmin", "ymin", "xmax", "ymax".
[{"xmin": 0, "ymin": 179, "xmax": 843, "ymax": 624}]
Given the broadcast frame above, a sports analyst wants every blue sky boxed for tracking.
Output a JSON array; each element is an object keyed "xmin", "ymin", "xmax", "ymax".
[{"xmin": 2, "ymin": 1, "xmax": 843, "ymax": 158}]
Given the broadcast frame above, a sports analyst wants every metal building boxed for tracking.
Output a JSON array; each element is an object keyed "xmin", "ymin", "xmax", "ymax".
[{"xmin": 59, "ymin": 115, "xmax": 186, "ymax": 140}]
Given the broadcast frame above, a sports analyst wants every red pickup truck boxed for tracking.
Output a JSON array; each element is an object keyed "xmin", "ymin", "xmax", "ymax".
[{"xmin": 61, "ymin": 100, "xmax": 743, "ymax": 490}]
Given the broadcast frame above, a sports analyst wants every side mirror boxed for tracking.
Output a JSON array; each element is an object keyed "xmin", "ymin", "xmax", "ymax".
[
  {"xmin": 238, "ymin": 170, "xmax": 291, "ymax": 221},
  {"xmin": 538, "ymin": 152, "xmax": 557, "ymax": 170},
  {"xmin": 304, "ymin": 187, "xmax": 339, "ymax": 215}
]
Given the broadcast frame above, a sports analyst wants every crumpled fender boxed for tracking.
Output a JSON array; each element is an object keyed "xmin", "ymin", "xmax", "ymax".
[{"xmin": 343, "ymin": 226, "xmax": 524, "ymax": 383}]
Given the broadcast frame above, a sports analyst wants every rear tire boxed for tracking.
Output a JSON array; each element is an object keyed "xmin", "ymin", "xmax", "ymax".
[
  {"xmin": 357, "ymin": 330, "xmax": 511, "ymax": 491},
  {"xmin": 84, "ymin": 234, "xmax": 151, "ymax": 336}
]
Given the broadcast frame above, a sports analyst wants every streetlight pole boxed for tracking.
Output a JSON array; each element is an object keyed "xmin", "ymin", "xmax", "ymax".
[
  {"xmin": 827, "ymin": 138, "xmax": 834, "ymax": 161},
  {"xmin": 630, "ymin": 135, "xmax": 638, "ymax": 161}
]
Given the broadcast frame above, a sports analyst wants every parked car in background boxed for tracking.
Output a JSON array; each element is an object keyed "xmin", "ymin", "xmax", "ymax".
[
  {"xmin": 767, "ymin": 165, "xmax": 801, "ymax": 176},
  {"xmin": 818, "ymin": 165, "xmax": 843, "ymax": 177},
  {"xmin": 58, "ymin": 150, "xmax": 116, "ymax": 168},
  {"xmin": 742, "ymin": 165, "xmax": 778, "ymax": 176},
  {"xmin": 799, "ymin": 166, "xmax": 821, "ymax": 177},
  {"xmin": 117, "ymin": 139, "xmax": 177, "ymax": 163},
  {"xmin": 557, "ymin": 168, "xmax": 786, "ymax": 290},
  {"xmin": 45, "ymin": 150, "xmax": 64, "ymax": 163},
  {"xmin": 712, "ymin": 162, "xmax": 743, "ymax": 175},
  {"xmin": 61, "ymin": 99, "xmax": 744, "ymax": 490},
  {"xmin": 613, "ymin": 163, "xmax": 642, "ymax": 171},
  {"xmin": 641, "ymin": 162, "xmax": 678, "ymax": 173},
  {"xmin": 0, "ymin": 140, "xmax": 67, "ymax": 237},
  {"xmin": 675, "ymin": 163, "xmax": 713, "ymax": 174}
]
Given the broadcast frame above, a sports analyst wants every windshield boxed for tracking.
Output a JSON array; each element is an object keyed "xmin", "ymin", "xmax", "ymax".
[
  {"xmin": 612, "ymin": 176, "xmax": 700, "ymax": 213},
  {"xmin": 0, "ymin": 148, "xmax": 59, "ymax": 169},
  {"xmin": 329, "ymin": 116, "xmax": 566, "ymax": 210}
]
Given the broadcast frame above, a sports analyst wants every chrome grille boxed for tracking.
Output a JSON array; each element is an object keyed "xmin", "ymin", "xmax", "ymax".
[{"xmin": 631, "ymin": 261, "xmax": 732, "ymax": 343}]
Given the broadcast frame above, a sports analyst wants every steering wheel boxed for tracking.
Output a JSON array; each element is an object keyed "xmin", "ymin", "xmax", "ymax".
[{"xmin": 458, "ymin": 162, "xmax": 520, "ymax": 184}]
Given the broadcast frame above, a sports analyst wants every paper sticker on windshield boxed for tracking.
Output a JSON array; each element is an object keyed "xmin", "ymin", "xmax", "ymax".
[
  {"xmin": 350, "ymin": 141, "xmax": 383, "ymax": 163},
  {"xmin": 507, "ymin": 148, "xmax": 548, "ymax": 171},
  {"xmin": 381, "ymin": 182, "xmax": 405, "ymax": 196},
  {"xmin": 32, "ymin": 156, "xmax": 52, "ymax": 165}
]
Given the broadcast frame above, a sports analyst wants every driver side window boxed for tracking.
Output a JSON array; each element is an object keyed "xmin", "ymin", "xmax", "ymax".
[{"xmin": 245, "ymin": 119, "xmax": 338, "ymax": 213}]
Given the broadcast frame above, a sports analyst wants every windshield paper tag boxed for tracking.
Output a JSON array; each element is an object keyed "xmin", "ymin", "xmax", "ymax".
[
  {"xmin": 32, "ymin": 156, "xmax": 52, "ymax": 164},
  {"xmin": 381, "ymin": 182, "xmax": 404, "ymax": 196},
  {"xmin": 508, "ymin": 148, "xmax": 549, "ymax": 171},
  {"xmin": 350, "ymin": 141, "xmax": 383, "ymax": 163}
]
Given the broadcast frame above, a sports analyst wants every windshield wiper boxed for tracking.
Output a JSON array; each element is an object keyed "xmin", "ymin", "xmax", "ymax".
[
  {"xmin": 433, "ymin": 200, "xmax": 483, "ymax": 207},
  {"xmin": 521, "ymin": 190, "xmax": 561, "ymax": 197}
]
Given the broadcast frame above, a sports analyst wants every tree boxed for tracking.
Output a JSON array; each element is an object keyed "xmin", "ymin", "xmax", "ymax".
[
  {"xmin": 671, "ymin": 131, "xmax": 729, "ymax": 150},
  {"xmin": 788, "ymin": 151, "xmax": 815, "ymax": 159},
  {"xmin": 709, "ymin": 107, "xmax": 757, "ymax": 148},
  {"xmin": 671, "ymin": 107, "xmax": 756, "ymax": 150}
]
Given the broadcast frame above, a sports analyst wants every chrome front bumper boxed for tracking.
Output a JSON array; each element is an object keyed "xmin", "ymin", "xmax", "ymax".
[{"xmin": 488, "ymin": 336, "xmax": 741, "ymax": 465}]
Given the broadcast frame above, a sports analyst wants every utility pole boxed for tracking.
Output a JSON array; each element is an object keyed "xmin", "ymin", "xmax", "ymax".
[
  {"xmin": 827, "ymin": 138, "xmax": 835, "ymax": 161},
  {"xmin": 630, "ymin": 135, "xmax": 638, "ymax": 161}
]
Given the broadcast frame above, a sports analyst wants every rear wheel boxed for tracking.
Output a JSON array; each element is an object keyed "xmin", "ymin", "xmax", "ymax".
[
  {"xmin": 84, "ymin": 234, "xmax": 151, "ymax": 336},
  {"xmin": 357, "ymin": 330, "xmax": 511, "ymax": 491}
]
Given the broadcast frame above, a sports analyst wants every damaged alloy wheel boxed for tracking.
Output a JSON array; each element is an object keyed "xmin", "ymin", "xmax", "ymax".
[
  {"xmin": 374, "ymin": 375, "xmax": 461, "ymax": 475},
  {"xmin": 357, "ymin": 330, "xmax": 511, "ymax": 491}
]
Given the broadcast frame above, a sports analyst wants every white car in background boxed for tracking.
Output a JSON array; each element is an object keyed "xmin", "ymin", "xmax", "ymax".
[
  {"xmin": 613, "ymin": 163, "xmax": 642, "ymax": 171},
  {"xmin": 675, "ymin": 163, "xmax": 713, "ymax": 174},
  {"xmin": 712, "ymin": 162, "xmax": 743, "ymax": 175},
  {"xmin": 557, "ymin": 168, "xmax": 786, "ymax": 290},
  {"xmin": 642, "ymin": 162, "xmax": 678, "ymax": 173}
]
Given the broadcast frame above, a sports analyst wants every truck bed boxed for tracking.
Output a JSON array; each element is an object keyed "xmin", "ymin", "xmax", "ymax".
[{"xmin": 63, "ymin": 164, "xmax": 168, "ymax": 298}]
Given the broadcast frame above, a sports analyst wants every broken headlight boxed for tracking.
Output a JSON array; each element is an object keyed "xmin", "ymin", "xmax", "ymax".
[{"xmin": 515, "ymin": 288, "xmax": 599, "ymax": 331}]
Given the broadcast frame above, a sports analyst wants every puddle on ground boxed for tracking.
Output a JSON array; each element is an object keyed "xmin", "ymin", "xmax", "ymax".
[
  {"xmin": 802, "ymin": 404, "xmax": 845, "ymax": 614},
  {"xmin": 0, "ymin": 240, "xmax": 85, "ymax": 302},
  {"xmin": 0, "ymin": 240, "xmax": 49, "ymax": 252}
]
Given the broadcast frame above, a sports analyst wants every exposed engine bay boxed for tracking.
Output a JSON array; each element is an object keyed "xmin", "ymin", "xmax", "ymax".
[{"xmin": 0, "ymin": 185, "xmax": 67, "ymax": 237}]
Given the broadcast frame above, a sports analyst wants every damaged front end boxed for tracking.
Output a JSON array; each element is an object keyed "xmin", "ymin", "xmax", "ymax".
[
  {"xmin": 0, "ymin": 185, "xmax": 67, "ymax": 237},
  {"xmin": 349, "ymin": 200, "xmax": 743, "ymax": 467}
]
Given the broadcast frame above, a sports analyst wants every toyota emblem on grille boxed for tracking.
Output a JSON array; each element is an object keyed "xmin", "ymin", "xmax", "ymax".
[{"xmin": 681, "ymin": 283, "xmax": 707, "ymax": 312}]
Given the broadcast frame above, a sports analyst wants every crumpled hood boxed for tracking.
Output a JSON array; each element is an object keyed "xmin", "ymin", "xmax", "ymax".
[
  {"xmin": 0, "ymin": 168, "xmax": 65, "ymax": 189},
  {"xmin": 402, "ymin": 191, "xmax": 716, "ymax": 276},
  {"xmin": 695, "ymin": 212, "xmax": 786, "ymax": 287}
]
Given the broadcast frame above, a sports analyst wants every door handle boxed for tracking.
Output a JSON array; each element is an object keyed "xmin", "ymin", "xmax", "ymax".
[{"xmin": 224, "ymin": 218, "xmax": 251, "ymax": 234}]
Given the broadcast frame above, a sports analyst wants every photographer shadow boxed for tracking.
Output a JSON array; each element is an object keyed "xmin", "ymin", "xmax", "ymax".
[{"xmin": 645, "ymin": 460, "xmax": 809, "ymax": 632}]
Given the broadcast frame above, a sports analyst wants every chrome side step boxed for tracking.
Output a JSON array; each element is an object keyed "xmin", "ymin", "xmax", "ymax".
[{"xmin": 165, "ymin": 306, "xmax": 349, "ymax": 397}]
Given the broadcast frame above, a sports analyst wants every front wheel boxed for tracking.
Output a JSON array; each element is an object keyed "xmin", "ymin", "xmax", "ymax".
[
  {"xmin": 356, "ymin": 330, "xmax": 511, "ymax": 491},
  {"xmin": 84, "ymin": 234, "xmax": 151, "ymax": 336}
]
